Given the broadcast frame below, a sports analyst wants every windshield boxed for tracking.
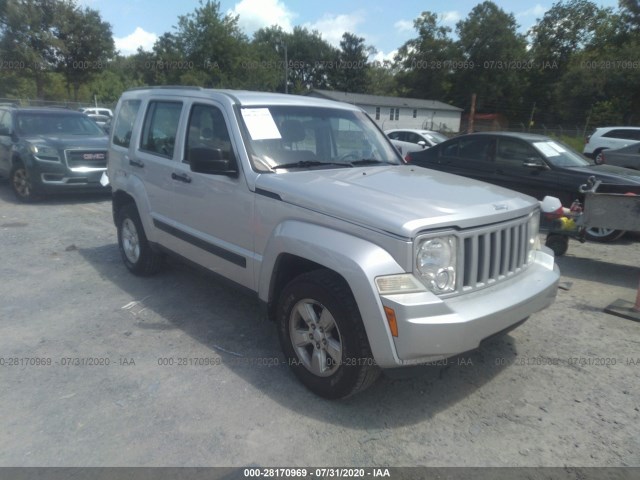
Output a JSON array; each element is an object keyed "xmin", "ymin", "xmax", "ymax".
[
  {"xmin": 532, "ymin": 139, "xmax": 590, "ymax": 167},
  {"xmin": 16, "ymin": 112, "xmax": 106, "ymax": 136},
  {"xmin": 240, "ymin": 106, "xmax": 402, "ymax": 171}
]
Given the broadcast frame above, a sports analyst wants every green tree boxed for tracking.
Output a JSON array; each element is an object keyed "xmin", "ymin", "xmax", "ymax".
[
  {"xmin": 452, "ymin": 1, "xmax": 528, "ymax": 119},
  {"xmin": 394, "ymin": 12, "xmax": 459, "ymax": 100},
  {"xmin": 366, "ymin": 60, "xmax": 399, "ymax": 96},
  {"xmin": 0, "ymin": 0, "xmax": 66, "ymax": 98},
  {"xmin": 171, "ymin": 0, "xmax": 248, "ymax": 87},
  {"xmin": 285, "ymin": 27, "xmax": 337, "ymax": 92},
  {"xmin": 252, "ymin": 25, "xmax": 337, "ymax": 92},
  {"xmin": 332, "ymin": 32, "xmax": 374, "ymax": 93},
  {"xmin": 56, "ymin": 4, "xmax": 115, "ymax": 100},
  {"xmin": 527, "ymin": 0, "xmax": 608, "ymax": 124},
  {"xmin": 252, "ymin": 25, "xmax": 294, "ymax": 92}
]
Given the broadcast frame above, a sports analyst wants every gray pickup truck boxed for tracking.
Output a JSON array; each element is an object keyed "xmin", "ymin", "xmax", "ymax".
[{"xmin": 108, "ymin": 87, "xmax": 559, "ymax": 399}]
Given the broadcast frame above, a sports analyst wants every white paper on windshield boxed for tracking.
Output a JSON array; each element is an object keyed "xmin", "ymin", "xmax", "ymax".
[
  {"xmin": 533, "ymin": 141, "xmax": 561, "ymax": 157},
  {"xmin": 547, "ymin": 141, "xmax": 566, "ymax": 153},
  {"xmin": 241, "ymin": 108, "xmax": 281, "ymax": 140}
]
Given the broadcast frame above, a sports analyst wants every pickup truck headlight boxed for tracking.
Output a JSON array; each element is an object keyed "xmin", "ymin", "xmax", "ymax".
[
  {"xmin": 416, "ymin": 235, "xmax": 457, "ymax": 294},
  {"xmin": 29, "ymin": 144, "xmax": 60, "ymax": 162},
  {"xmin": 528, "ymin": 211, "xmax": 541, "ymax": 262}
]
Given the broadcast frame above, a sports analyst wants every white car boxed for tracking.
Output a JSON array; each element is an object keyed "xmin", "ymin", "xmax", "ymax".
[
  {"xmin": 385, "ymin": 129, "xmax": 449, "ymax": 156},
  {"xmin": 583, "ymin": 126, "xmax": 640, "ymax": 162},
  {"xmin": 79, "ymin": 107, "xmax": 113, "ymax": 118}
]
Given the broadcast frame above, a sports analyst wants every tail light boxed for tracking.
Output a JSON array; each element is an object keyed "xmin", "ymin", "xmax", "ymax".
[
  {"xmin": 404, "ymin": 153, "xmax": 412, "ymax": 163},
  {"xmin": 585, "ymin": 135, "xmax": 591, "ymax": 144}
]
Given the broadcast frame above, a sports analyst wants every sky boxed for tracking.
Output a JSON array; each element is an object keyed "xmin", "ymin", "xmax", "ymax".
[{"xmin": 79, "ymin": 0, "xmax": 622, "ymax": 60}]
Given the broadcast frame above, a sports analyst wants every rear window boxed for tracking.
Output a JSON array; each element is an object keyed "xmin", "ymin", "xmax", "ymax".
[
  {"xmin": 112, "ymin": 100, "xmax": 141, "ymax": 148},
  {"xmin": 602, "ymin": 129, "xmax": 640, "ymax": 141}
]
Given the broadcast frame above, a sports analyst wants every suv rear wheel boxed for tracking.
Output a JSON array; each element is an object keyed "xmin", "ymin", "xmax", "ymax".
[
  {"xmin": 584, "ymin": 227, "xmax": 626, "ymax": 243},
  {"xmin": 277, "ymin": 270, "xmax": 379, "ymax": 399},
  {"xmin": 116, "ymin": 204, "xmax": 164, "ymax": 275}
]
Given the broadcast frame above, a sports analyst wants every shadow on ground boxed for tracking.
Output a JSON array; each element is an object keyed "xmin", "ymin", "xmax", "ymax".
[
  {"xmin": 79, "ymin": 242, "xmax": 520, "ymax": 428},
  {"xmin": 0, "ymin": 178, "xmax": 110, "ymax": 206}
]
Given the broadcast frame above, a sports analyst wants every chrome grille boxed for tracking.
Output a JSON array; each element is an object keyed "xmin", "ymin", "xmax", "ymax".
[
  {"xmin": 459, "ymin": 216, "xmax": 531, "ymax": 293},
  {"xmin": 65, "ymin": 150, "xmax": 108, "ymax": 168}
]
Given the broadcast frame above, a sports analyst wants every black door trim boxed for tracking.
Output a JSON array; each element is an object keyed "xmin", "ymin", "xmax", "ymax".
[{"xmin": 153, "ymin": 219, "xmax": 246, "ymax": 268}]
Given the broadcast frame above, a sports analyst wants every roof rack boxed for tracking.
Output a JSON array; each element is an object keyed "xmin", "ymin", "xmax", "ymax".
[{"xmin": 127, "ymin": 85, "xmax": 204, "ymax": 92}]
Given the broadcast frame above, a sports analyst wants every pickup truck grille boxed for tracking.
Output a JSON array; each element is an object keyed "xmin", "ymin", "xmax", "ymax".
[
  {"xmin": 65, "ymin": 150, "xmax": 108, "ymax": 169},
  {"xmin": 459, "ymin": 216, "xmax": 531, "ymax": 293}
]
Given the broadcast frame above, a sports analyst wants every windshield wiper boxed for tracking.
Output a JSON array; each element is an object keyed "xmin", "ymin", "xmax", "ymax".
[
  {"xmin": 272, "ymin": 160, "xmax": 353, "ymax": 170},
  {"xmin": 349, "ymin": 159, "xmax": 393, "ymax": 166}
]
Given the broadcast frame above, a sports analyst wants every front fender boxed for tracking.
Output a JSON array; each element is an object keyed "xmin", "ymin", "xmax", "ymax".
[{"xmin": 259, "ymin": 220, "xmax": 405, "ymax": 367}]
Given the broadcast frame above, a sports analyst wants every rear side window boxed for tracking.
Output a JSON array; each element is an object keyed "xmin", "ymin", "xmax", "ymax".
[
  {"xmin": 602, "ymin": 129, "xmax": 640, "ymax": 140},
  {"xmin": 140, "ymin": 101, "xmax": 183, "ymax": 158},
  {"xmin": 112, "ymin": 100, "xmax": 141, "ymax": 148}
]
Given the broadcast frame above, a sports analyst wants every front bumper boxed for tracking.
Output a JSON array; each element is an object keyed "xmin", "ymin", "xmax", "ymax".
[
  {"xmin": 29, "ymin": 161, "xmax": 109, "ymax": 194},
  {"xmin": 378, "ymin": 249, "xmax": 559, "ymax": 366}
]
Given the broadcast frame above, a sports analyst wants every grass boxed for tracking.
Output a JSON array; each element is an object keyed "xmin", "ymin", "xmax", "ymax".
[{"xmin": 549, "ymin": 134, "xmax": 585, "ymax": 152}]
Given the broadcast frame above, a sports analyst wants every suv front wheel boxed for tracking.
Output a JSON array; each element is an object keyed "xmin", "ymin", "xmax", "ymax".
[
  {"xmin": 10, "ymin": 162, "xmax": 37, "ymax": 202},
  {"xmin": 277, "ymin": 270, "xmax": 379, "ymax": 399},
  {"xmin": 116, "ymin": 203, "xmax": 164, "ymax": 275}
]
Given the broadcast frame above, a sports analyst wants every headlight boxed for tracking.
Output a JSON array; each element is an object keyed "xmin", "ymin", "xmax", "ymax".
[
  {"xmin": 528, "ymin": 210, "xmax": 541, "ymax": 262},
  {"xmin": 416, "ymin": 235, "xmax": 457, "ymax": 293},
  {"xmin": 29, "ymin": 144, "xmax": 60, "ymax": 162}
]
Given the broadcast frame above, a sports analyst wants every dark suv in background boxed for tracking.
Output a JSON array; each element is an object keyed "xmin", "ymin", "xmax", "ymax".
[{"xmin": 0, "ymin": 107, "xmax": 109, "ymax": 201}]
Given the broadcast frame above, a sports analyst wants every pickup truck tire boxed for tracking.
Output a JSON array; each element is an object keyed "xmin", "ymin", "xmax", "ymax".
[
  {"xmin": 277, "ymin": 270, "xmax": 380, "ymax": 399},
  {"xmin": 116, "ymin": 204, "xmax": 164, "ymax": 275}
]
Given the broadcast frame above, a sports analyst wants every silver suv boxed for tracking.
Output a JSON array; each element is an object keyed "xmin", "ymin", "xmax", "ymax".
[{"xmin": 108, "ymin": 87, "xmax": 559, "ymax": 398}]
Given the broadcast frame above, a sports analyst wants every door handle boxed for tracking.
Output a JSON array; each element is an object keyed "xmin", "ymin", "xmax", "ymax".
[
  {"xmin": 129, "ymin": 158, "xmax": 144, "ymax": 168},
  {"xmin": 171, "ymin": 172, "xmax": 192, "ymax": 184}
]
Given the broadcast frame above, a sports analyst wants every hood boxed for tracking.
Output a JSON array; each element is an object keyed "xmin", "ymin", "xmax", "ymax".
[
  {"xmin": 566, "ymin": 164, "xmax": 640, "ymax": 184},
  {"xmin": 24, "ymin": 134, "xmax": 108, "ymax": 150},
  {"xmin": 255, "ymin": 165, "xmax": 537, "ymax": 238}
]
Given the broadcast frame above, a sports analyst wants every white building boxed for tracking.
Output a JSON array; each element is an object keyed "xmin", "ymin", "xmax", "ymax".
[{"xmin": 307, "ymin": 89, "xmax": 462, "ymax": 133}]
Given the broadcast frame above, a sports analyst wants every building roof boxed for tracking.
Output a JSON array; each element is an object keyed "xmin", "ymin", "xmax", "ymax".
[{"xmin": 308, "ymin": 89, "xmax": 463, "ymax": 112}]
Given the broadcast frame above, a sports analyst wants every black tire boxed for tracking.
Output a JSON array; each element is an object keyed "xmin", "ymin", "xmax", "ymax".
[
  {"xmin": 545, "ymin": 234, "xmax": 569, "ymax": 256},
  {"xmin": 10, "ymin": 163, "xmax": 38, "ymax": 202},
  {"xmin": 593, "ymin": 148, "xmax": 606, "ymax": 165},
  {"xmin": 584, "ymin": 227, "xmax": 626, "ymax": 243},
  {"xmin": 116, "ymin": 203, "xmax": 164, "ymax": 275},
  {"xmin": 277, "ymin": 269, "xmax": 380, "ymax": 399}
]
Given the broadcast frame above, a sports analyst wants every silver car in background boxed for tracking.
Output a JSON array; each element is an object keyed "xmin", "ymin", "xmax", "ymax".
[{"xmin": 597, "ymin": 142, "xmax": 640, "ymax": 170}]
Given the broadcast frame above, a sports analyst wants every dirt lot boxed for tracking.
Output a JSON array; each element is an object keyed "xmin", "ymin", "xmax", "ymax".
[{"xmin": 0, "ymin": 182, "xmax": 639, "ymax": 468}]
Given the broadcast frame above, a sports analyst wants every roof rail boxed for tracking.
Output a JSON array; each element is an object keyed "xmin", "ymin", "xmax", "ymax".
[{"xmin": 127, "ymin": 85, "xmax": 204, "ymax": 92}]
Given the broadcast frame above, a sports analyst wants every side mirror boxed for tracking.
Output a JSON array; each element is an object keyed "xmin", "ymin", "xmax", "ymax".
[
  {"xmin": 188, "ymin": 146, "xmax": 238, "ymax": 177},
  {"xmin": 523, "ymin": 159, "xmax": 548, "ymax": 170},
  {"xmin": 417, "ymin": 140, "xmax": 427, "ymax": 148}
]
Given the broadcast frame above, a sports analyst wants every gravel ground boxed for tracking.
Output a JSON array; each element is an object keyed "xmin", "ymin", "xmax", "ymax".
[{"xmin": 0, "ymin": 182, "xmax": 638, "ymax": 468}]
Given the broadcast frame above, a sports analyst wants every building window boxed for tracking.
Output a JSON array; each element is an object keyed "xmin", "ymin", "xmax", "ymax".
[
  {"xmin": 413, "ymin": 109, "xmax": 417, "ymax": 118},
  {"xmin": 394, "ymin": 108, "xmax": 399, "ymax": 121},
  {"xmin": 375, "ymin": 107, "xmax": 380, "ymax": 120},
  {"xmin": 389, "ymin": 108, "xmax": 394, "ymax": 120}
]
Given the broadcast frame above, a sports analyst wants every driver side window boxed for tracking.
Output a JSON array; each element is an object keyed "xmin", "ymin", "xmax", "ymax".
[
  {"xmin": 184, "ymin": 104, "xmax": 233, "ymax": 164},
  {"xmin": 496, "ymin": 138, "xmax": 540, "ymax": 166}
]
